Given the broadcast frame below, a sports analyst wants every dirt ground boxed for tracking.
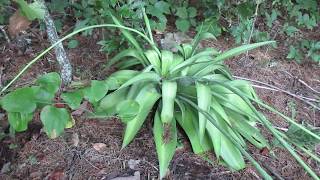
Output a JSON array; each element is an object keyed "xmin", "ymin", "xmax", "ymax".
[{"xmin": 0, "ymin": 26, "xmax": 319, "ymax": 180}]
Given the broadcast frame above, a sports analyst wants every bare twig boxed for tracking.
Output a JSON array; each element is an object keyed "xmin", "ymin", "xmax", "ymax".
[
  {"xmin": 246, "ymin": 2, "xmax": 260, "ymax": 57},
  {"xmin": 0, "ymin": 25, "xmax": 11, "ymax": 43},
  {"xmin": 282, "ymin": 71, "xmax": 320, "ymax": 94},
  {"xmin": 233, "ymin": 75, "xmax": 320, "ymax": 111},
  {"xmin": 0, "ymin": 65, "xmax": 4, "ymax": 88}
]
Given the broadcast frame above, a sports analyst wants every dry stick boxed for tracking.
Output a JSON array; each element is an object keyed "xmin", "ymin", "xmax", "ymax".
[
  {"xmin": 282, "ymin": 70, "xmax": 320, "ymax": 94},
  {"xmin": 246, "ymin": 2, "xmax": 260, "ymax": 57},
  {"xmin": 233, "ymin": 76, "xmax": 320, "ymax": 111},
  {"xmin": 40, "ymin": 0, "xmax": 72, "ymax": 85},
  {"xmin": 0, "ymin": 25, "xmax": 11, "ymax": 43}
]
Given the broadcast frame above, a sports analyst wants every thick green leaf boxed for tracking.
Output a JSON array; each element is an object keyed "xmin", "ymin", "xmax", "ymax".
[
  {"xmin": 118, "ymin": 71, "xmax": 160, "ymax": 90},
  {"xmin": 105, "ymin": 70, "xmax": 139, "ymax": 90},
  {"xmin": 213, "ymin": 41, "xmax": 275, "ymax": 62},
  {"xmin": 96, "ymin": 88, "xmax": 129, "ymax": 115},
  {"xmin": 40, "ymin": 105, "xmax": 70, "ymax": 138},
  {"xmin": 196, "ymin": 82, "xmax": 211, "ymax": 142},
  {"xmin": 106, "ymin": 49, "xmax": 145, "ymax": 68},
  {"xmin": 116, "ymin": 100, "xmax": 140, "ymax": 123},
  {"xmin": 228, "ymin": 110, "xmax": 268, "ymax": 149},
  {"xmin": 115, "ymin": 58, "xmax": 141, "ymax": 69},
  {"xmin": 175, "ymin": 104, "xmax": 212, "ymax": 154},
  {"xmin": 181, "ymin": 44, "xmax": 193, "ymax": 59},
  {"xmin": 206, "ymin": 118, "xmax": 222, "ymax": 158},
  {"xmin": 211, "ymin": 85, "xmax": 256, "ymax": 120},
  {"xmin": 192, "ymin": 32, "xmax": 216, "ymax": 53},
  {"xmin": 8, "ymin": 112, "xmax": 33, "ymax": 132},
  {"xmin": 122, "ymin": 85, "xmax": 160, "ymax": 148},
  {"xmin": 61, "ymin": 90, "xmax": 83, "ymax": 110},
  {"xmin": 220, "ymin": 135, "xmax": 245, "ymax": 170},
  {"xmin": 171, "ymin": 48, "xmax": 218, "ymax": 73},
  {"xmin": 0, "ymin": 87, "xmax": 37, "ymax": 113},
  {"xmin": 228, "ymin": 80, "xmax": 258, "ymax": 100},
  {"xmin": 145, "ymin": 50, "xmax": 161, "ymax": 73},
  {"xmin": 161, "ymin": 50, "xmax": 173, "ymax": 76},
  {"xmin": 154, "ymin": 110, "xmax": 177, "ymax": 179},
  {"xmin": 36, "ymin": 72, "xmax": 61, "ymax": 94},
  {"xmin": 84, "ymin": 80, "xmax": 108, "ymax": 103},
  {"xmin": 169, "ymin": 54, "xmax": 184, "ymax": 72},
  {"xmin": 161, "ymin": 81, "xmax": 177, "ymax": 123}
]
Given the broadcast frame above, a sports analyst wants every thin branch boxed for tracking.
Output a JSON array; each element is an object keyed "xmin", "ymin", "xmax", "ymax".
[
  {"xmin": 233, "ymin": 75, "xmax": 320, "ymax": 111},
  {"xmin": 0, "ymin": 25, "xmax": 11, "ymax": 43},
  {"xmin": 246, "ymin": 2, "xmax": 260, "ymax": 56},
  {"xmin": 282, "ymin": 71, "xmax": 320, "ymax": 94}
]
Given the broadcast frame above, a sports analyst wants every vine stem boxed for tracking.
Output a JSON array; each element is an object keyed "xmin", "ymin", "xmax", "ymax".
[{"xmin": 0, "ymin": 24, "xmax": 155, "ymax": 95}]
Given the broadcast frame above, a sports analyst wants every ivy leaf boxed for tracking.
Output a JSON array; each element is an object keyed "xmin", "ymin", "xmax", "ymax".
[
  {"xmin": 197, "ymin": 17, "xmax": 222, "ymax": 36},
  {"xmin": 116, "ymin": 100, "xmax": 140, "ymax": 123},
  {"xmin": 16, "ymin": 0, "xmax": 45, "ymax": 20},
  {"xmin": 176, "ymin": 7, "xmax": 188, "ymax": 19},
  {"xmin": 236, "ymin": 2, "xmax": 254, "ymax": 19},
  {"xmin": 287, "ymin": 46, "xmax": 302, "ymax": 63},
  {"xmin": 175, "ymin": 19, "xmax": 190, "ymax": 32},
  {"xmin": 36, "ymin": 72, "xmax": 61, "ymax": 94},
  {"xmin": 68, "ymin": 39, "xmax": 79, "ymax": 49},
  {"xmin": 155, "ymin": 1, "xmax": 170, "ymax": 14},
  {"xmin": 265, "ymin": 9, "xmax": 278, "ymax": 28},
  {"xmin": 188, "ymin": 7, "xmax": 197, "ymax": 18},
  {"xmin": 61, "ymin": 90, "xmax": 84, "ymax": 110},
  {"xmin": 284, "ymin": 25, "xmax": 298, "ymax": 37},
  {"xmin": 0, "ymin": 87, "xmax": 37, "ymax": 113},
  {"xmin": 32, "ymin": 86, "xmax": 55, "ymax": 105},
  {"xmin": 40, "ymin": 105, "xmax": 70, "ymax": 138},
  {"xmin": 8, "ymin": 112, "xmax": 33, "ymax": 132},
  {"xmin": 84, "ymin": 80, "xmax": 108, "ymax": 103}
]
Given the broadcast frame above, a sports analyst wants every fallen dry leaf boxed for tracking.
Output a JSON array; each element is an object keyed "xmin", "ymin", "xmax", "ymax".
[
  {"xmin": 71, "ymin": 101, "xmax": 89, "ymax": 116},
  {"xmin": 92, "ymin": 143, "xmax": 107, "ymax": 153},
  {"xmin": 47, "ymin": 169, "xmax": 65, "ymax": 180},
  {"xmin": 8, "ymin": 11, "xmax": 31, "ymax": 37},
  {"xmin": 71, "ymin": 133, "xmax": 79, "ymax": 147}
]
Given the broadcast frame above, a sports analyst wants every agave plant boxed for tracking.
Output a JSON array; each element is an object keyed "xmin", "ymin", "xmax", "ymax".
[
  {"xmin": 92, "ymin": 13, "xmax": 320, "ymax": 179},
  {"xmin": 1, "ymin": 10, "xmax": 319, "ymax": 180},
  {"xmin": 92, "ymin": 14, "xmax": 275, "ymax": 178}
]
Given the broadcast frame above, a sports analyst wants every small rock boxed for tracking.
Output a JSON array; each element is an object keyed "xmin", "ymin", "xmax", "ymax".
[
  {"xmin": 92, "ymin": 143, "xmax": 107, "ymax": 153},
  {"xmin": 71, "ymin": 133, "xmax": 79, "ymax": 147},
  {"xmin": 110, "ymin": 171, "xmax": 140, "ymax": 180},
  {"xmin": 30, "ymin": 171, "xmax": 43, "ymax": 179},
  {"xmin": 1, "ymin": 162, "xmax": 11, "ymax": 174},
  {"xmin": 128, "ymin": 159, "xmax": 140, "ymax": 170}
]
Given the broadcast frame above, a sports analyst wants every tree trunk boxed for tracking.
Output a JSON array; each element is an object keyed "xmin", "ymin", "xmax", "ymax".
[{"xmin": 40, "ymin": 0, "xmax": 72, "ymax": 85}]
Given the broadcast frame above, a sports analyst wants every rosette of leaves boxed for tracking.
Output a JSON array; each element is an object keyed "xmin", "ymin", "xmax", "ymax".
[
  {"xmin": 89, "ymin": 13, "xmax": 319, "ymax": 179},
  {"xmin": 91, "ymin": 13, "xmax": 275, "ymax": 178}
]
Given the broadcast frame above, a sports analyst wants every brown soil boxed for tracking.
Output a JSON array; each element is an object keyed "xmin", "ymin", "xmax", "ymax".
[{"xmin": 0, "ymin": 26, "xmax": 319, "ymax": 180}]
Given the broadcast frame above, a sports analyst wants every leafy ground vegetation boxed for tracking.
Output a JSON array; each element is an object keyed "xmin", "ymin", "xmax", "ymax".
[{"xmin": 0, "ymin": 0, "xmax": 319, "ymax": 179}]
